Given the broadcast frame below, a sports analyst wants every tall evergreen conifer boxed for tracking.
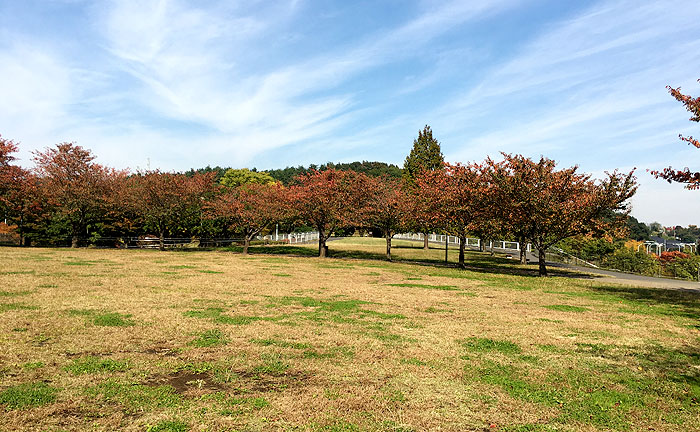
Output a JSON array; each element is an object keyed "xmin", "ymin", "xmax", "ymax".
[
  {"xmin": 403, "ymin": 125, "xmax": 444, "ymax": 186},
  {"xmin": 402, "ymin": 125, "xmax": 444, "ymax": 249}
]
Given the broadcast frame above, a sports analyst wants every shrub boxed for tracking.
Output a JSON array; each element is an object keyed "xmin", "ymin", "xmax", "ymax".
[
  {"xmin": 664, "ymin": 255, "xmax": 700, "ymax": 280},
  {"xmin": 558, "ymin": 236, "xmax": 618, "ymax": 262},
  {"xmin": 602, "ymin": 249, "xmax": 659, "ymax": 276},
  {"xmin": 658, "ymin": 251, "xmax": 689, "ymax": 263}
]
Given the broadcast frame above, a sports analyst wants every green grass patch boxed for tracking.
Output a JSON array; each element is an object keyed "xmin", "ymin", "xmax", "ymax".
[
  {"xmin": 22, "ymin": 362, "xmax": 44, "ymax": 370},
  {"xmin": 0, "ymin": 303, "xmax": 38, "ymax": 313},
  {"xmin": 302, "ymin": 346, "xmax": 354, "ymax": 359},
  {"xmin": 67, "ymin": 309, "xmax": 135, "ymax": 326},
  {"xmin": 191, "ymin": 329, "xmax": 228, "ymax": 347},
  {"xmin": 92, "ymin": 312, "xmax": 135, "ymax": 327},
  {"xmin": 67, "ymin": 308, "xmax": 95, "ymax": 316},
  {"xmin": 251, "ymin": 353, "xmax": 290, "ymax": 376},
  {"xmin": 0, "ymin": 290, "xmax": 32, "ymax": 297},
  {"xmin": 146, "ymin": 420, "xmax": 189, "ymax": 432},
  {"xmin": 63, "ymin": 260, "xmax": 97, "ymax": 266},
  {"xmin": 197, "ymin": 269, "xmax": 223, "ymax": 274},
  {"xmin": 88, "ymin": 379, "xmax": 182, "ymax": 411},
  {"xmin": 183, "ymin": 307, "xmax": 269, "ymax": 325},
  {"xmin": 209, "ymin": 393, "xmax": 270, "ymax": 415},
  {"xmin": 65, "ymin": 356, "xmax": 129, "ymax": 375},
  {"xmin": 461, "ymin": 337, "xmax": 522, "ymax": 355},
  {"xmin": 543, "ymin": 304, "xmax": 589, "ymax": 313},
  {"xmin": 0, "ymin": 382, "xmax": 57, "ymax": 409},
  {"xmin": 401, "ymin": 357, "xmax": 427, "ymax": 366},
  {"xmin": 474, "ymin": 360, "xmax": 560, "ymax": 405}
]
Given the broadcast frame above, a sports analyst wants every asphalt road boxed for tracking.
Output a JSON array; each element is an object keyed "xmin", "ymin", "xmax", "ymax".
[
  {"xmin": 436, "ymin": 239, "xmax": 700, "ymax": 294},
  {"xmin": 546, "ymin": 261, "xmax": 700, "ymax": 293}
]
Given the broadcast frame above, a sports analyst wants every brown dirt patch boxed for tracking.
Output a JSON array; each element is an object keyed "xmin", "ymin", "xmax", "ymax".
[
  {"xmin": 142, "ymin": 346, "xmax": 179, "ymax": 357},
  {"xmin": 147, "ymin": 370, "xmax": 225, "ymax": 394}
]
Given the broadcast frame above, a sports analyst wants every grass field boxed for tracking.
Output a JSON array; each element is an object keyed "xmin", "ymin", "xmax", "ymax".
[{"xmin": 1, "ymin": 238, "xmax": 698, "ymax": 431}]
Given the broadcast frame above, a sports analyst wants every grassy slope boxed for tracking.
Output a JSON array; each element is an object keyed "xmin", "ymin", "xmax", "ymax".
[{"xmin": 0, "ymin": 238, "xmax": 698, "ymax": 432}]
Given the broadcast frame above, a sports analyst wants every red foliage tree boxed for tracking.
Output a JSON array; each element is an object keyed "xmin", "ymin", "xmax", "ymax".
[
  {"xmin": 0, "ymin": 135, "xmax": 20, "ymax": 210},
  {"xmin": 487, "ymin": 155, "xmax": 541, "ymax": 264},
  {"xmin": 288, "ymin": 169, "xmax": 372, "ymax": 257},
  {"xmin": 658, "ymin": 251, "xmax": 689, "ymax": 264},
  {"xmin": 33, "ymin": 143, "xmax": 125, "ymax": 248},
  {"xmin": 4, "ymin": 169, "xmax": 44, "ymax": 246},
  {"xmin": 0, "ymin": 136, "xmax": 21, "ymax": 212},
  {"xmin": 651, "ymin": 80, "xmax": 700, "ymax": 188},
  {"xmin": 0, "ymin": 136, "xmax": 44, "ymax": 245},
  {"xmin": 207, "ymin": 183, "xmax": 287, "ymax": 254},
  {"xmin": 417, "ymin": 163, "xmax": 496, "ymax": 268},
  {"xmin": 495, "ymin": 154, "xmax": 637, "ymax": 276},
  {"xmin": 125, "ymin": 170, "xmax": 216, "ymax": 250},
  {"xmin": 363, "ymin": 177, "xmax": 411, "ymax": 261}
]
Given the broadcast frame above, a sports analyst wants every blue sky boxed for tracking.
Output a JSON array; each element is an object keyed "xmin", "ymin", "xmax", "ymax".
[{"xmin": 1, "ymin": 0, "xmax": 699, "ymax": 225}]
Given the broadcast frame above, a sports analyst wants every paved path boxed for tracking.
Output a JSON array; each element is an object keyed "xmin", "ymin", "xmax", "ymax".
[
  {"xmin": 547, "ymin": 262, "xmax": 700, "ymax": 293},
  {"xmin": 412, "ymin": 237, "xmax": 700, "ymax": 293}
]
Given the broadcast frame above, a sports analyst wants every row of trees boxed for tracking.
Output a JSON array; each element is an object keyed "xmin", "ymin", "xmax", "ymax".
[
  {"xmin": 185, "ymin": 161, "xmax": 402, "ymax": 185},
  {"xmin": 0, "ymin": 132, "xmax": 637, "ymax": 276}
]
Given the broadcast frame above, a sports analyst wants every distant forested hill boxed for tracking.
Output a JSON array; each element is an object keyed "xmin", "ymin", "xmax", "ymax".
[{"xmin": 185, "ymin": 161, "xmax": 402, "ymax": 185}]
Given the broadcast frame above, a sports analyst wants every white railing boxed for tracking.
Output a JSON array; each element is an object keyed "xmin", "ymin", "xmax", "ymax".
[
  {"xmin": 394, "ymin": 232, "xmax": 530, "ymax": 252},
  {"xmin": 261, "ymin": 231, "xmax": 320, "ymax": 244},
  {"xmin": 260, "ymin": 231, "xmax": 534, "ymax": 253}
]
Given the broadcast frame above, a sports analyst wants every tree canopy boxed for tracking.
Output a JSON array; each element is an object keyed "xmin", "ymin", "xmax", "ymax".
[
  {"xmin": 288, "ymin": 169, "xmax": 373, "ymax": 257},
  {"xmin": 220, "ymin": 168, "xmax": 277, "ymax": 188},
  {"xmin": 651, "ymin": 80, "xmax": 700, "ymax": 188},
  {"xmin": 493, "ymin": 154, "xmax": 637, "ymax": 276},
  {"xmin": 402, "ymin": 125, "xmax": 444, "ymax": 186}
]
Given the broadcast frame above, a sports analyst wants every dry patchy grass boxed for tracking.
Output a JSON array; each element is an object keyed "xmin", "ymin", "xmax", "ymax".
[{"xmin": 0, "ymin": 239, "xmax": 698, "ymax": 431}]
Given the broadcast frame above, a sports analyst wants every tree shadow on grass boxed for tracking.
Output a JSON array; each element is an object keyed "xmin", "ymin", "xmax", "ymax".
[
  {"xmin": 215, "ymin": 242, "xmax": 595, "ymax": 280},
  {"xmin": 588, "ymin": 284, "xmax": 700, "ymax": 319}
]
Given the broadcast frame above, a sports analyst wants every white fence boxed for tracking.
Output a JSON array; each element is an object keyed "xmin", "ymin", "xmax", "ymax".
[
  {"xmin": 260, "ymin": 231, "xmax": 319, "ymax": 244},
  {"xmin": 393, "ymin": 232, "xmax": 530, "ymax": 252},
  {"xmin": 260, "ymin": 231, "xmax": 532, "ymax": 251}
]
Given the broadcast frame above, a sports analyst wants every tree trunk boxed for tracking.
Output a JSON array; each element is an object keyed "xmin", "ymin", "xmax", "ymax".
[
  {"xmin": 423, "ymin": 232, "xmax": 429, "ymax": 250},
  {"xmin": 243, "ymin": 237, "xmax": 250, "ymax": 255},
  {"xmin": 479, "ymin": 240, "xmax": 485, "ymax": 252},
  {"xmin": 318, "ymin": 234, "xmax": 327, "ymax": 258},
  {"xmin": 18, "ymin": 215, "xmax": 25, "ymax": 247},
  {"xmin": 18, "ymin": 221, "xmax": 24, "ymax": 247},
  {"xmin": 159, "ymin": 231, "xmax": 165, "ymax": 251},
  {"xmin": 458, "ymin": 235, "xmax": 466, "ymax": 268},
  {"xmin": 386, "ymin": 233, "xmax": 392, "ymax": 261},
  {"xmin": 538, "ymin": 248, "xmax": 548, "ymax": 277},
  {"xmin": 519, "ymin": 237, "xmax": 527, "ymax": 264},
  {"xmin": 490, "ymin": 240, "xmax": 495, "ymax": 256},
  {"xmin": 71, "ymin": 235, "xmax": 79, "ymax": 248}
]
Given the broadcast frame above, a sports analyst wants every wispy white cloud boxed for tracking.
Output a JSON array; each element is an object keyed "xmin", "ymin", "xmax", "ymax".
[
  {"xmin": 2, "ymin": 0, "xmax": 700, "ymax": 225},
  {"xmin": 0, "ymin": 40, "xmax": 75, "ymax": 162},
  {"xmin": 84, "ymin": 0, "xmax": 520, "ymax": 166},
  {"xmin": 431, "ymin": 0, "xmax": 700, "ymax": 224}
]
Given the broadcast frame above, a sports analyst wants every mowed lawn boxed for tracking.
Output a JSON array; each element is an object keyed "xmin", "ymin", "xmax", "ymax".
[{"xmin": 0, "ymin": 239, "xmax": 698, "ymax": 432}]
